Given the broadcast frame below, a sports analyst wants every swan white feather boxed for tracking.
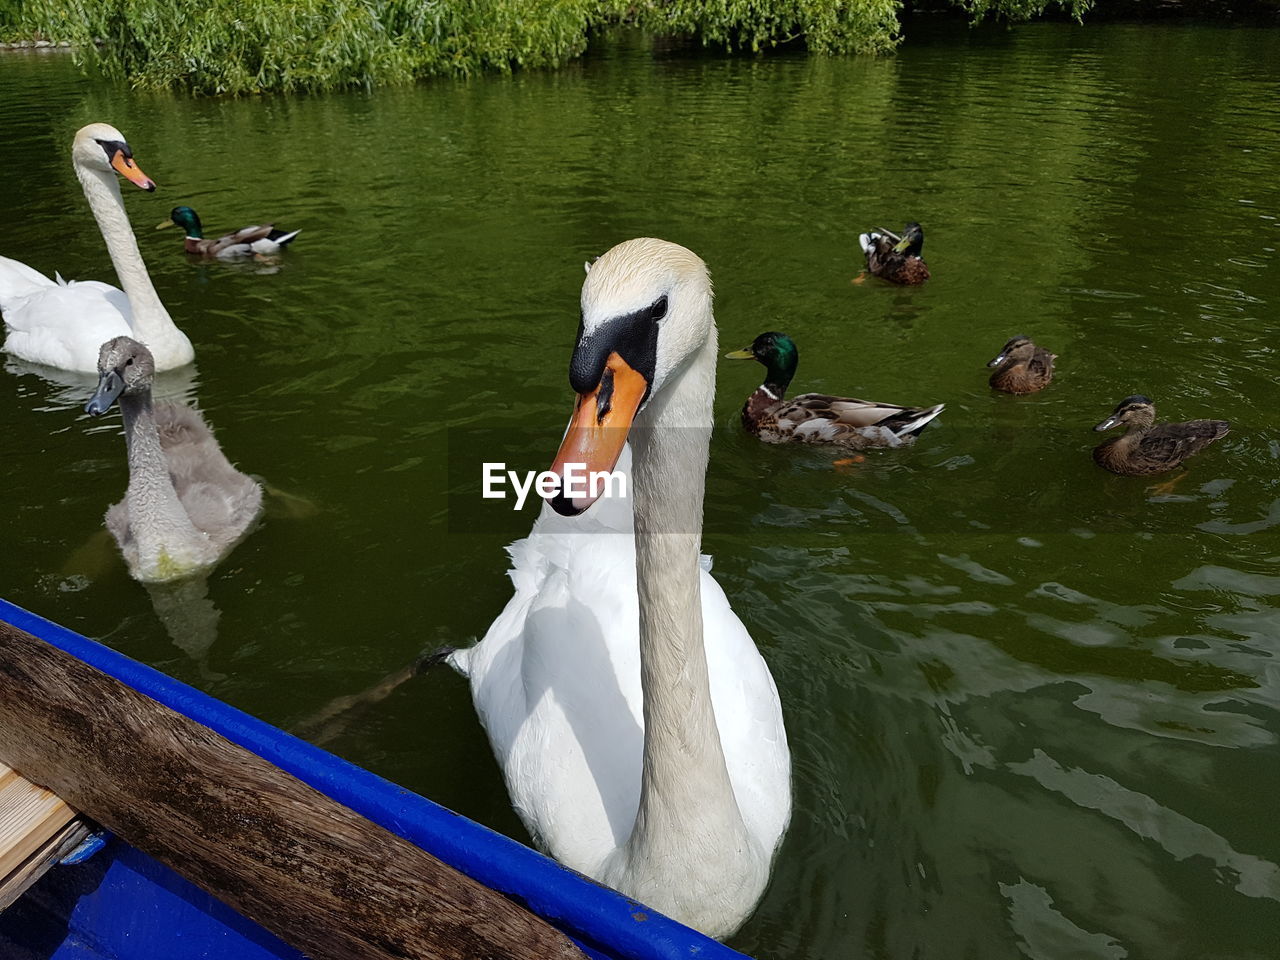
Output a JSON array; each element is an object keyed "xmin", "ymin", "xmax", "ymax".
[
  {"xmin": 453, "ymin": 446, "xmax": 789, "ymax": 875},
  {"xmin": 0, "ymin": 123, "xmax": 194, "ymax": 373},
  {"xmin": 452, "ymin": 238, "xmax": 790, "ymax": 938}
]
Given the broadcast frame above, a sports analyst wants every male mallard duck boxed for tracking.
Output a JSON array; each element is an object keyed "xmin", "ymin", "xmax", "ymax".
[
  {"xmin": 726, "ymin": 331, "xmax": 944, "ymax": 448},
  {"xmin": 987, "ymin": 335, "xmax": 1056, "ymax": 394},
  {"xmin": 157, "ymin": 206, "xmax": 300, "ymax": 258},
  {"xmin": 1092, "ymin": 395, "xmax": 1229, "ymax": 476},
  {"xmin": 857, "ymin": 222, "xmax": 929, "ymax": 285}
]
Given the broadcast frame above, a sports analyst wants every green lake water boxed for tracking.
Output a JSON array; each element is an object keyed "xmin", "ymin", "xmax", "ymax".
[{"xmin": 2, "ymin": 21, "xmax": 1279, "ymax": 959}]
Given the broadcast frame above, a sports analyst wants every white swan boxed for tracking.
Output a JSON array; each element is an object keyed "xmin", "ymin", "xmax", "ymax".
[
  {"xmin": 451, "ymin": 238, "xmax": 791, "ymax": 939},
  {"xmin": 0, "ymin": 123, "xmax": 194, "ymax": 373},
  {"xmin": 84, "ymin": 336, "xmax": 261, "ymax": 583}
]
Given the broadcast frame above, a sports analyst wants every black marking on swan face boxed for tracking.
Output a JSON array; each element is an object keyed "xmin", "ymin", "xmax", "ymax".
[
  {"xmin": 568, "ymin": 293, "xmax": 667, "ymax": 400},
  {"xmin": 94, "ymin": 138, "xmax": 132, "ymax": 163}
]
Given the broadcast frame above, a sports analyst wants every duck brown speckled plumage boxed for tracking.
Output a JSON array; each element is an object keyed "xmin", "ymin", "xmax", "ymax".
[
  {"xmin": 857, "ymin": 222, "xmax": 930, "ymax": 285},
  {"xmin": 726, "ymin": 331, "xmax": 944, "ymax": 449},
  {"xmin": 987, "ymin": 335, "xmax": 1056, "ymax": 394},
  {"xmin": 1092, "ymin": 395, "xmax": 1229, "ymax": 476}
]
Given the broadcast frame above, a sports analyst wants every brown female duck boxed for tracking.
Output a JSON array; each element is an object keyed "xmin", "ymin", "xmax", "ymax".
[
  {"xmin": 725, "ymin": 331, "xmax": 944, "ymax": 449},
  {"xmin": 987, "ymin": 335, "xmax": 1056, "ymax": 394},
  {"xmin": 857, "ymin": 222, "xmax": 929, "ymax": 285},
  {"xmin": 1092, "ymin": 395, "xmax": 1229, "ymax": 476}
]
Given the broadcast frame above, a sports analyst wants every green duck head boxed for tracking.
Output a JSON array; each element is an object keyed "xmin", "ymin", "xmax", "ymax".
[
  {"xmin": 725, "ymin": 331, "xmax": 799, "ymax": 392},
  {"xmin": 158, "ymin": 205, "xmax": 203, "ymax": 238}
]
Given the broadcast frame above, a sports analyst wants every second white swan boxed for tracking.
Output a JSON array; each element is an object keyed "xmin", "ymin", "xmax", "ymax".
[
  {"xmin": 0, "ymin": 123, "xmax": 194, "ymax": 373},
  {"xmin": 450, "ymin": 238, "xmax": 791, "ymax": 939}
]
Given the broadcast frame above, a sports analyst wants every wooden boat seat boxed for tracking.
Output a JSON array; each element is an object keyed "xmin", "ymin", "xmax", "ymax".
[{"xmin": 0, "ymin": 762, "xmax": 89, "ymax": 911}]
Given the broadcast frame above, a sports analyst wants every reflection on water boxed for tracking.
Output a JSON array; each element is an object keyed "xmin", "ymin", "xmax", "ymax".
[
  {"xmin": 5, "ymin": 355, "xmax": 202, "ymax": 412},
  {"xmin": 145, "ymin": 575, "xmax": 224, "ymax": 673},
  {"xmin": 1, "ymin": 20, "xmax": 1279, "ymax": 960}
]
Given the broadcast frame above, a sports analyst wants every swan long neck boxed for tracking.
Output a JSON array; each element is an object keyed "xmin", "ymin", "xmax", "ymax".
[
  {"xmin": 623, "ymin": 330, "xmax": 749, "ymax": 866},
  {"xmin": 119, "ymin": 391, "xmax": 204, "ymax": 567},
  {"xmin": 76, "ymin": 162, "xmax": 193, "ymax": 365}
]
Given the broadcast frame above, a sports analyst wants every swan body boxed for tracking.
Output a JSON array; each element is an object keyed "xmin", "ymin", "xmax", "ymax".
[
  {"xmin": 159, "ymin": 206, "xmax": 301, "ymax": 259},
  {"xmin": 0, "ymin": 124, "xmax": 194, "ymax": 373},
  {"xmin": 452, "ymin": 239, "xmax": 790, "ymax": 938},
  {"xmin": 0, "ymin": 265, "xmax": 133, "ymax": 372},
  {"xmin": 85, "ymin": 336, "xmax": 260, "ymax": 582}
]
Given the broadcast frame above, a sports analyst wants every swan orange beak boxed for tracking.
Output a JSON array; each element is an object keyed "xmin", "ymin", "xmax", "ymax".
[
  {"xmin": 547, "ymin": 351, "xmax": 648, "ymax": 516},
  {"xmin": 110, "ymin": 149, "xmax": 156, "ymax": 192}
]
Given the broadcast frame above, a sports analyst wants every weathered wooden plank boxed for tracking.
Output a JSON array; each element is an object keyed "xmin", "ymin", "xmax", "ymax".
[
  {"xmin": 0, "ymin": 816, "xmax": 92, "ymax": 911},
  {"xmin": 0, "ymin": 620, "xmax": 586, "ymax": 960},
  {"xmin": 0, "ymin": 763, "xmax": 76, "ymax": 879}
]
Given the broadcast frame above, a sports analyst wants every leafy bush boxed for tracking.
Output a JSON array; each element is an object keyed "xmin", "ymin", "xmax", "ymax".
[
  {"xmin": 2, "ymin": 0, "xmax": 1209, "ymax": 94},
  {"xmin": 612, "ymin": 0, "xmax": 903, "ymax": 55}
]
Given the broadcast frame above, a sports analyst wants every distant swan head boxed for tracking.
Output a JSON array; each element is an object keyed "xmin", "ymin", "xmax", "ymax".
[{"xmin": 72, "ymin": 122, "xmax": 156, "ymax": 191}]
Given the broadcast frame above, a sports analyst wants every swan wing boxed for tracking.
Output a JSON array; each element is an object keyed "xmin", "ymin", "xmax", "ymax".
[
  {"xmin": 0, "ymin": 255, "xmax": 56, "ymax": 312},
  {"xmin": 699, "ymin": 571, "xmax": 792, "ymax": 855},
  {"xmin": 1, "ymin": 265, "xmax": 135, "ymax": 372},
  {"xmin": 156, "ymin": 404, "xmax": 263, "ymax": 549},
  {"xmin": 462, "ymin": 518, "xmax": 643, "ymax": 875},
  {"xmin": 460, "ymin": 444, "xmax": 789, "ymax": 877}
]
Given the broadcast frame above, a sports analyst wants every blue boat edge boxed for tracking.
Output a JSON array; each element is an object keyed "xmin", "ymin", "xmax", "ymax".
[{"xmin": 0, "ymin": 597, "xmax": 749, "ymax": 960}]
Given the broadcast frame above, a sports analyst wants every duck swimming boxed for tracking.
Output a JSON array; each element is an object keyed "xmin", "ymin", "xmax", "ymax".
[
  {"xmin": 987, "ymin": 335, "xmax": 1056, "ymax": 394},
  {"xmin": 857, "ymin": 222, "xmax": 929, "ymax": 285},
  {"xmin": 726, "ymin": 331, "xmax": 944, "ymax": 448},
  {"xmin": 158, "ymin": 206, "xmax": 300, "ymax": 259},
  {"xmin": 1092, "ymin": 395, "xmax": 1229, "ymax": 476}
]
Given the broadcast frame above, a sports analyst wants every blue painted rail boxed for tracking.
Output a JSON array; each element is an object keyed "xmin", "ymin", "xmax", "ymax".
[{"xmin": 0, "ymin": 598, "xmax": 751, "ymax": 960}]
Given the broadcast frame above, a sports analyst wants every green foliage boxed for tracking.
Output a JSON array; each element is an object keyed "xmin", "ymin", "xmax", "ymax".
[
  {"xmin": 953, "ymin": 0, "xmax": 1095, "ymax": 22},
  {"xmin": 612, "ymin": 0, "xmax": 903, "ymax": 55},
  {"xmin": 11, "ymin": 0, "xmax": 1240, "ymax": 94},
  {"xmin": 7, "ymin": 0, "xmax": 607, "ymax": 91}
]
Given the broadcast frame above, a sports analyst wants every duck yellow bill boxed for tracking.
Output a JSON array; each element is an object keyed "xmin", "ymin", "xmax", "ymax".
[
  {"xmin": 155, "ymin": 219, "xmax": 176, "ymax": 230},
  {"xmin": 724, "ymin": 347, "xmax": 754, "ymax": 359},
  {"xmin": 892, "ymin": 236, "xmax": 911, "ymax": 253},
  {"xmin": 547, "ymin": 351, "xmax": 648, "ymax": 516},
  {"xmin": 110, "ymin": 150, "xmax": 156, "ymax": 191}
]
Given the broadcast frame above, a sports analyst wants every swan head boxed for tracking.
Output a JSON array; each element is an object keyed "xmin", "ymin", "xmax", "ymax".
[
  {"xmin": 548, "ymin": 237, "xmax": 713, "ymax": 516},
  {"xmin": 85, "ymin": 337, "xmax": 155, "ymax": 416},
  {"xmin": 72, "ymin": 123, "xmax": 156, "ymax": 192}
]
